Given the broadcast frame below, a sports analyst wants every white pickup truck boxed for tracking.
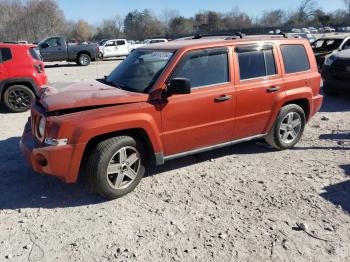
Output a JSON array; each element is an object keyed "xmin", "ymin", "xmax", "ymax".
[
  {"xmin": 98, "ymin": 38, "xmax": 169, "ymax": 59},
  {"xmin": 98, "ymin": 39, "xmax": 131, "ymax": 59}
]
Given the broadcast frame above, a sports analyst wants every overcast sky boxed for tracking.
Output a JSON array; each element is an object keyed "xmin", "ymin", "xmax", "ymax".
[{"xmin": 57, "ymin": 0, "xmax": 345, "ymax": 24}]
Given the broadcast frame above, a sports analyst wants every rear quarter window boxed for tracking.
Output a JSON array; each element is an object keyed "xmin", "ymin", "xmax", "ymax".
[
  {"xmin": 280, "ymin": 45, "xmax": 310, "ymax": 74},
  {"xmin": 29, "ymin": 47, "xmax": 43, "ymax": 61},
  {"xmin": 0, "ymin": 48, "xmax": 13, "ymax": 62}
]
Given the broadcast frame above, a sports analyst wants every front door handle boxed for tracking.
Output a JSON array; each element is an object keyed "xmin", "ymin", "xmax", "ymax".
[
  {"xmin": 266, "ymin": 86, "xmax": 281, "ymax": 93},
  {"xmin": 215, "ymin": 95, "xmax": 232, "ymax": 102}
]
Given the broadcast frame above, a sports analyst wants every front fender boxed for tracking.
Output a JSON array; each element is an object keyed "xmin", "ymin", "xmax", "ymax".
[
  {"xmin": 75, "ymin": 113, "xmax": 163, "ymax": 153},
  {"xmin": 51, "ymin": 103, "xmax": 163, "ymax": 154}
]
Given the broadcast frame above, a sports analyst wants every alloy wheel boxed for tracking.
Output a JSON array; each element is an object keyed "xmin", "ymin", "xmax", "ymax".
[
  {"xmin": 106, "ymin": 146, "xmax": 141, "ymax": 190},
  {"xmin": 7, "ymin": 89, "xmax": 32, "ymax": 110},
  {"xmin": 279, "ymin": 112, "xmax": 302, "ymax": 144}
]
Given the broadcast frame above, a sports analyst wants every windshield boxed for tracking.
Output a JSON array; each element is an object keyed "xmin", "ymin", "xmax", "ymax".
[
  {"xmin": 105, "ymin": 49, "xmax": 174, "ymax": 93},
  {"xmin": 312, "ymin": 39, "xmax": 343, "ymax": 51}
]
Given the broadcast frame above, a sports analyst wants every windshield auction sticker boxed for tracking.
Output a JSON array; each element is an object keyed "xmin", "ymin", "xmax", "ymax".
[{"xmin": 151, "ymin": 52, "xmax": 173, "ymax": 59}]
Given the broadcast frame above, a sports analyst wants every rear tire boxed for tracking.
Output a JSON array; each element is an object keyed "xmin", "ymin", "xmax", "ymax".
[
  {"xmin": 2, "ymin": 85, "xmax": 34, "ymax": 113},
  {"xmin": 265, "ymin": 104, "xmax": 306, "ymax": 150},
  {"xmin": 77, "ymin": 53, "xmax": 91, "ymax": 66},
  {"xmin": 86, "ymin": 136, "xmax": 146, "ymax": 200}
]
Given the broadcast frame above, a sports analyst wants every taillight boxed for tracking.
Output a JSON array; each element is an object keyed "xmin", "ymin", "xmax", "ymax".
[{"xmin": 34, "ymin": 64, "xmax": 43, "ymax": 73}]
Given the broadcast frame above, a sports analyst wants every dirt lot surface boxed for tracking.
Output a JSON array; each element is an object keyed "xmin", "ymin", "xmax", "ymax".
[{"xmin": 0, "ymin": 60, "xmax": 349, "ymax": 262}]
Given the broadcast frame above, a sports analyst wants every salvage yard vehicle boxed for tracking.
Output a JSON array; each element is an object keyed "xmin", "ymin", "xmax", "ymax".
[
  {"xmin": 0, "ymin": 43, "xmax": 47, "ymax": 112},
  {"xmin": 38, "ymin": 36, "xmax": 99, "ymax": 66},
  {"xmin": 322, "ymin": 49, "xmax": 350, "ymax": 95},
  {"xmin": 98, "ymin": 39, "xmax": 131, "ymax": 59},
  {"xmin": 20, "ymin": 36, "xmax": 323, "ymax": 199},
  {"xmin": 312, "ymin": 36, "xmax": 350, "ymax": 69}
]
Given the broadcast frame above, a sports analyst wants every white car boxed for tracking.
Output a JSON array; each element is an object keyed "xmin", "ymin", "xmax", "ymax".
[
  {"xmin": 99, "ymin": 39, "xmax": 131, "ymax": 59},
  {"xmin": 144, "ymin": 38, "xmax": 168, "ymax": 44},
  {"xmin": 291, "ymin": 28, "xmax": 301, "ymax": 33},
  {"xmin": 324, "ymin": 27, "xmax": 336, "ymax": 33},
  {"xmin": 302, "ymin": 28, "xmax": 311, "ymax": 34},
  {"xmin": 129, "ymin": 39, "xmax": 169, "ymax": 51},
  {"xmin": 309, "ymin": 27, "xmax": 318, "ymax": 33}
]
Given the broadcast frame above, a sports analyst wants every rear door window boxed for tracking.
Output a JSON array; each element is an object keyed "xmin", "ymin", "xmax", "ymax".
[
  {"xmin": 106, "ymin": 41, "xmax": 116, "ymax": 47},
  {"xmin": 237, "ymin": 45, "xmax": 277, "ymax": 80},
  {"xmin": 116, "ymin": 40, "xmax": 125, "ymax": 46},
  {"xmin": 0, "ymin": 48, "xmax": 13, "ymax": 62},
  {"xmin": 280, "ymin": 45, "xmax": 310, "ymax": 74}
]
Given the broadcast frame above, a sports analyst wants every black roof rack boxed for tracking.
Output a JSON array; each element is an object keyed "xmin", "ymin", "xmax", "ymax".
[
  {"xmin": 279, "ymin": 32, "xmax": 288, "ymax": 38},
  {"xmin": 183, "ymin": 31, "xmax": 289, "ymax": 41},
  {"xmin": 192, "ymin": 33, "xmax": 235, "ymax": 40}
]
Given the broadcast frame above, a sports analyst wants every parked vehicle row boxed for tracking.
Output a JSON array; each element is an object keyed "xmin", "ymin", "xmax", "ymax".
[
  {"xmin": 287, "ymin": 33, "xmax": 316, "ymax": 43},
  {"xmin": 292, "ymin": 27, "xmax": 336, "ymax": 34}
]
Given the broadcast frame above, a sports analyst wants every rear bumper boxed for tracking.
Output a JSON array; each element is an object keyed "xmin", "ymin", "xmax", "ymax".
[
  {"xmin": 20, "ymin": 121, "xmax": 85, "ymax": 183},
  {"xmin": 36, "ymin": 73, "xmax": 48, "ymax": 87}
]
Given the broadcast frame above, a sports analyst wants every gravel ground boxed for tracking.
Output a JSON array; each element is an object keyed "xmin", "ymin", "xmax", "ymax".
[{"xmin": 0, "ymin": 60, "xmax": 349, "ymax": 262}]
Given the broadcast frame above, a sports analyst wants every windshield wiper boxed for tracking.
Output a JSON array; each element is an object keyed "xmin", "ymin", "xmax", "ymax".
[{"xmin": 104, "ymin": 79, "xmax": 125, "ymax": 90}]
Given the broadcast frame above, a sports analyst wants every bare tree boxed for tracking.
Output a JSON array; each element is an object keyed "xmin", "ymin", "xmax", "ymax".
[
  {"xmin": 260, "ymin": 9, "xmax": 286, "ymax": 27},
  {"xmin": 0, "ymin": 0, "xmax": 67, "ymax": 42},
  {"xmin": 344, "ymin": 0, "xmax": 350, "ymax": 13},
  {"xmin": 124, "ymin": 9, "xmax": 165, "ymax": 40},
  {"xmin": 222, "ymin": 7, "xmax": 252, "ymax": 31},
  {"xmin": 72, "ymin": 20, "xmax": 93, "ymax": 41},
  {"xmin": 95, "ymin": 15, "xmax": 124, "ymax": 39},
  {"xmin": 169, "ymin": 16, "xmax": 193, "ymax": 35},
  {"xmin": 161, "ymin": 9, "xmax": 180, "ymax": 34}
]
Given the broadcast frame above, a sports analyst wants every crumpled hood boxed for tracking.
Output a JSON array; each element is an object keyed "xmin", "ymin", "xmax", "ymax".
[
  {"xmin": 40, "ymin": 81, "xmax": 148, "ymax": 112},
  {"xmin": 333, "ymin": 49, "xmax": 350, "ymax": 60},
  {"xmin": 314, "ymin": 50, "xmax": 333, "ymax": 57}
]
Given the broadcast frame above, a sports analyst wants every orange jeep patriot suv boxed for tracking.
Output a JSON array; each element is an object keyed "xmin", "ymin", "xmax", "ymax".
[{"xmin": 20, "ymin": 36, "xmax": 323, "ymax": 199}]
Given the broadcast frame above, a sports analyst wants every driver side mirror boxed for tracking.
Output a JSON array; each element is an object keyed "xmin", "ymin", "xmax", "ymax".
[
  {"xmin": 41, "ymin": 43, "xmax": 49, "ymax": 49},
  {"xmin": 166, "ymin": 78, "xmax": 191, "ymax": 97}
]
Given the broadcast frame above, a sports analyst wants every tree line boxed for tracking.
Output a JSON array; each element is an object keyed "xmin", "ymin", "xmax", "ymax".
[{"xmin": 1, "ymin": 0, "xmax": 350, "ymax": 42}]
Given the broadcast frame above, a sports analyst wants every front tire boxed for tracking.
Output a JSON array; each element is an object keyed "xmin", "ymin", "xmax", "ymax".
[
  {"xmin": 265, "ymin": 104, "xmax": 306, "ymax": 150},
  {"xmin": 77, "ymin": 53, "xmax": 91, "ymax": 66},
  {"xmin": 86, "ymin": 136, "xmax": 146, "ymax": 200},
  {"xmin": 2, "ymin": 85, "xmax": 35, "ymax": 113}
]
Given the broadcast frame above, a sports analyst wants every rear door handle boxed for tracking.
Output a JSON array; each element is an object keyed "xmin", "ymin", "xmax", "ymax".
[
  {"xmin": 266, "ymin": 86, "xmax": 281, "ymax": 93},
  {"xmin": 215, "ymin": 95, "xmax": 232, "ymax": 102}
]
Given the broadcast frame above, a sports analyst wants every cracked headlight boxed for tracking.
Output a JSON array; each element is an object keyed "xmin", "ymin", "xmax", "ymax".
[{"xmin": 38, "ymin": 117, "xmax": 46, "ymax": 138}]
